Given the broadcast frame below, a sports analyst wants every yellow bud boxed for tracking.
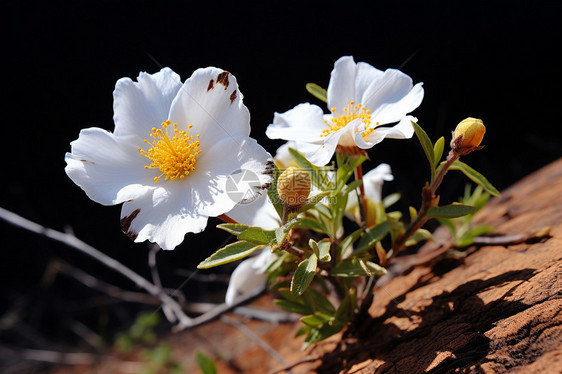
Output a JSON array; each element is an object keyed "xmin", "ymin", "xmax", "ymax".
[
  {"xmin": 452, "ymin": 117, "xmax": 486, "ymax": 153},
  {"xmin": 277, "ymin": 167, "xmax": 311, "ymax": 206}
]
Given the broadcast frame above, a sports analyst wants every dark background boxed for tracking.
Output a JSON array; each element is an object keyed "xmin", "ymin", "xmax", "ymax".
[{"xmin": 2, "ymin": 0, "xmax": 561, "ymax": 359}]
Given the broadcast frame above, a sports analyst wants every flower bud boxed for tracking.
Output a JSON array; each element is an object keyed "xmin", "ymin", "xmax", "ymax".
[
  {"xmin": 277, "ymin": 167, "xmax": 311, "ymax": 206},
  {"xmin": 451, "ymin": 117, "xmax": 485, "ymax": 153}
]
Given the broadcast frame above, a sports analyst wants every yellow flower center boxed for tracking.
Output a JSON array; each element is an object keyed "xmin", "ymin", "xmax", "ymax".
[
  {"xmin": 321, "ymin": 101, "xmax": 379, "ymax": 140},
  {"xmin": 139, "ymin": 120, "xmax": 201, "ymax": 183}
]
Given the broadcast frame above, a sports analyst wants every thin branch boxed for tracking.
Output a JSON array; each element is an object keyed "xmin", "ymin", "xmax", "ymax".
[{"xmin": 0, "ymin": 206, "xmax": 193, "ymax": 329}]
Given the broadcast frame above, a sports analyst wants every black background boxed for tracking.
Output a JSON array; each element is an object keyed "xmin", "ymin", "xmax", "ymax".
[{"xmin": 2, "ymin": 0, "xmax": 561, "ymax": 351}]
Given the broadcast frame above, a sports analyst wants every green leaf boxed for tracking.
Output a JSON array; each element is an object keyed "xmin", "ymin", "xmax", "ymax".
[
  {"xmin": 302, "ymin": 321, "xmax": 345, "ymax": 349},
  {"xmin": 449, "ymin": 160, "xmax": 501, "ymax": 197},
  {"xmin": 197, "ymin": 241, "xmax": 265, "ymax": 269},
  {"xmin": 237, "ymin": 227, "xmax": 276, "ymax": 245},
  {"xmin": 456, "ymin": 224, "xmax": 495, "ymax": 247},
  {"xmin": 267, "ymin": 164, "xmax": 284, "ymax": 218},
  {"xmin": 426, "ymin": 204, "xmax": 476, "ymax": 219},
  {"xmin": 274, "ymin": 299, "xmax": 313, "ymax": 315},
  {"xmin": 331, "ymin": 258, "xmax": 387, "ymax": 277},
  {"xmin": 433, "ymin": 136, "xmax": 445, "ymax": 164},
  {"xmin": 383, "ymin": 192, "xmax": 401, "ymax": 208},
  {"xmin": 409, "ymin": 206, "xmax": 418, "ymax": 221},
  {"xmin": 274, "ymin": 218, "xmax": 299, "ymax": 245},
  {"xmin": 305, "ymin": 83, "xmax": 328, "ymax": 103},
  {"xmin": 291, "ymin": 253, "xmax": 318, "ymax": 296},
  {"xmin": 301, "ymin": 313, "xmax": 333, "ymax": 327},
  {"xmin": 288, "ymin": 148, "xmax": 326, "ymax": 190},
  {"xmin": 288, "ymin": 191, "xmax": 330, "ymax": 220},
  {"xmin": 405, "ymin": 228, "xmax": 433, "ymax": 246},
  {"xmin": 303, "ymin": 287, "xmax": 336, "ymax": 315},
  {"xmin": 317, "ymin": 240, "xmax": 332, "ymax": 262},
  {"xmin": 412, "ymin": 121, "xmax": 436, "ymax": 179},
  {"xmin": 337, "ymin": 228, "xmax": 363, "ymax": 258},
  {"xmin": 216, "ymin": 223, "xmax": 251, "ymax": 236},
  {"xmin": 355, "ymin": 221, "xmax": 389, "ymax": 254},
  {"xmin": 296, "ymin": 217, "xmax": 327, "ymax": 234},
  {"xmin": 196, "ymin": 352, "xmax": 217, "ymax": 374}
]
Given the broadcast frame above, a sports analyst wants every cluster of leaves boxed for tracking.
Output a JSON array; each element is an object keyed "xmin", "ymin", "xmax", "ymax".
[{"xmin": 197, "ymin": 87, "xmax": 500, "ymax": 347}]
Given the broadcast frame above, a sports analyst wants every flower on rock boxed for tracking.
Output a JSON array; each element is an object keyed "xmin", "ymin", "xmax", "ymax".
[
  {"xmin": 266, "ymin": 56, "xmax": 424, "ymax": 166},
  {"xmin": 65, "ymin": 67, "xmax": 273, "ymax": 250}
]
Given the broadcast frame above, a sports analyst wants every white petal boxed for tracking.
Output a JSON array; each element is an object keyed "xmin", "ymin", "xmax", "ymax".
[
  {"xmin": 327, "ymin": 56, "xmax": 357, "ymax": 110},
  {"xmin": 120, "ymin": 186, "xmax": 208, "ymax": 250},
  {"xmin": 372, "ymin": 82, "xmax": 424, "ymax": 125},
  {"xmin": 169, "ymin": 67, "xmax": 250, "ymax": 142},
  {"xmin": 266, "ymin": 103, "xmax": 327, "ymax": 142},
  {"xmin": 226, "ymin": 194, "xmax": 281, "ymax": 230},
  {"xmin": 65, "ymin": 128, "xmax": 154, "ymax": 205},
  {"xmin": 113, "ymin": 68, "xmax": 182, "ymax": 137},
  {"xmin": 354, "ymin": 61, "xmax": 384, "ymax": 100},
  {"xmin": 363, "ymin": 163, "xmax": 393, "ymax": 202},
  {"xmin": 361, "ymin": 69, "xmax": 415, "ymax": 114},
  {"xmin": 295, "ymin": 133, "xmax": 340, "ymax": 166},
  {"xmin": 190, "ymin": 136, "xmax": 273, "ymax": 217},
  {"xmin": 355, "ymin": 116, "xmax": 416, "ymax": 149},
  {"xmin": 225, "ymin": 255, "xmax": 268, "ymax": 305}
]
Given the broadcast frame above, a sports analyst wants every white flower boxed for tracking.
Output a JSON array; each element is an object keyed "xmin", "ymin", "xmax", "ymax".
[
  {"xmin": 65, "ymin": 67, "xmax": 272, "ymax": 250},
  {"xmin": 266, "ymin": 56, "xmax": 424, "ymax": 166}
]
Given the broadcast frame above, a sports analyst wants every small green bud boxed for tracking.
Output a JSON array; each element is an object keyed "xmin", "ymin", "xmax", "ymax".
[{"xmin": 277, "ymin": 167, "xmax": 311, "ymax": 206}]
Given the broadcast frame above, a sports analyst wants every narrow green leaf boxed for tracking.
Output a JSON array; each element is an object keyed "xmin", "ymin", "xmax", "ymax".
[
  {"xmin": 304, "ymin": 287, "xmax": 336, "ymax": 315},
  {"xmin": 309, "ymin": 239, "xmax": 319, "ymax": 257},
  {"xmin": 288, "ymin": 191, "xmax": 330, "ymax": 221},
  {"xmin": 296, "ymin": 217, "xmax": 327, "ymax": 233},
  {"xmin": 314, "ymin": 202, "xmax": 332, "ymax": 219},
  {"xmin": 196, "ymin": 352, "xmax": 217, "ymax": 374},
  {"xmin": 305, "ymin": 83, "xmax": 328, "ymax": 103},
  {"xmin": 449, "ymin": 160, "xmax": 501, "ymax": 197},
  {"xmin": 291, "ymin": 254, "xmax": 318, "ymax": 296},
  {"xmin": 301, "ymin": 313, "xmax": 332, "ymax": 327},
  {"xmin": 317, "ymin": 240, "xmax": 332, "ymax": 262},
  {"xmin": 433, "ymin": 136, "xmax": 445, "ymax": 164},
  {"xmin": 267, "ymin": 164, "xmax": 284, "ymax": 218},
  {"xmin": 216, "ymin": 223, "xmax": 251, "ymax": 236},
  {"xmin": 382, "ymin": 192, "xmax": 401, "ymax": 208},
  {"xmin": 456, "ymin": 224, "xmax": 495, "ymax": 247},
  {"xmin": 426, "ymin": 204, "xmax": 476, "ymax": 219},
  {"xmin": 302, "ymin": 321, "xmax": 345, "ymax": 349},
  {"xmin": 274, "ymin": 218, "xmax": 299, "ymax": 245},
  {"xmin": 288, "ymin": 148, "xmax": 326, "ymax": 190},
  {"xmin": 237, "ymin": 227, "xmax": 276, "ymax": 245},
  {"xmin": 331, "ymin": 258, "xmax": 387, "ymax": 277},
  {"xmin": 405, "ymin": 228, "xmax": 433, "ymax": 246},
  {"xmin": 355, "ymin": 221, "xmax": 389, "ymax": 254},
  {"xmin": 337, "ymin": 228, "xmax": 363, "ymax": 258},
  {"xmin": 409, "ymin": 206, "xmax": 418, "ymax": 221},
  {"xmin": 274, "ymin": 299, "xmax": 313, "ymax": 315},
  {"xmin": 197, "ymin": 241, "xmax": 264, "ymax": 269},
  {"xmin": 412, "ymin": 121, "xmax": 436, "ymax": 179}
]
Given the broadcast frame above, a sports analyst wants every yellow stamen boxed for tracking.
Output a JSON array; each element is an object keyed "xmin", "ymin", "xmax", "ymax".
[
  {"xmin": 321, "ymin": 100, "xmax": 375, "ymax": 138},
  {"xmin": 139, "ymin": 120, "xmax": 201, "ymax": 183}
]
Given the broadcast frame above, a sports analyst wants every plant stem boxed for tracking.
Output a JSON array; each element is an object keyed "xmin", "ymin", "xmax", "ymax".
[{"xmin": 391, "ymin": 150, "xmax": 460, "ymax": 256}]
